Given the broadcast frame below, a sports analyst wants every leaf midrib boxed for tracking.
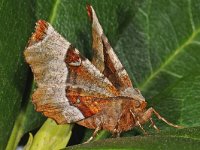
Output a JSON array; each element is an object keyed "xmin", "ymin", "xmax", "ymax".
[
  {"xmin": 48, "ymin": 0, "xmax": 60, "ymax": 24},
  {"xmin": 138, "ymin": 28, "xmax": 200, "ymax": 91}
]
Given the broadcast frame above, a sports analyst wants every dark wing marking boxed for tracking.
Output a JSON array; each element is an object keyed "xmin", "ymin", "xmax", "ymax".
[
  {"xmin": 87, "ymin": 5, "xmax": 142, "ymax": 98},
  {"xmin": 65, "ymin": 46, "xmax": 121, "ymax": 117}
]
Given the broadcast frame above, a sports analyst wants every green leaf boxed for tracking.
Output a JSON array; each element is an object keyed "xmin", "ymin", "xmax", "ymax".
[
  {"xmin": 2, "ymin": 0, "xmax": 200, "ymax": 149},
  {"xmin": 25, "ymin": 119, "xmax": 72, "ymax": 150},
  {"xmin": 6, "ymin": 83, "xmax": 46, "ymax": 150},
  {"xmin": 150, "ymin": 72, "xmax": 200, "ymax": 128},
  {"xmin": 120, "ymin": 0, "xmax": 200, "ymax": 98},
  {"xmin": 64, "ymin": 127, "xmax": 200, "ymax": 150},
  {"xmin": 0, "ymin": 1, "xmax": 35, "ymax": 149},
  {"xmin": 112, "ymin": 0, "xmax": 200, "ymax": 129},
  {"xmin": 23, "ymin": 133, "xmax": 33, "ymax": 150}
]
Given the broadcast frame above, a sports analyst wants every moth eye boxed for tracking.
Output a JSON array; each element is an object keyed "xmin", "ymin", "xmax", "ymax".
[{"xmin": 135, "ymin": 100, "xmax": 140, "ymax": 108}]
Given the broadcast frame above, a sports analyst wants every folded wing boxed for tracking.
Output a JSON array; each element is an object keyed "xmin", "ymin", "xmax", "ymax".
[
  {"xmin": 24, "ymin": 20, "xmax": 119, "ymax": 124},
  {"xmin": 87, "ymin": 5, "xmax": 141, "ymax": 98}
]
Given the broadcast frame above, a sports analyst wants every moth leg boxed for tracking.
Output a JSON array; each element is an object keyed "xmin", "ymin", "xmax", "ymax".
[
  {"xmin": 137, "ymin": 120, "xmax": 147, "ymax": 135},
  {"xmin": 149, "ymin": 118, "xmax": 159, "ymax": 131},
  {"xmin": 112, "ymin": 131, "xmax": 121, "ymax": 138},
  {"xmin": 112, "ymin": 112, "xmax": 123, "ymax": 138},
  {"xmin": 130, "ymin": 109, "xmax": 147, "ymax": 134},
  {"xmin": 84, "ymin": 125, "xmax": 101, "ymax": 143},
  {"xmin": 144, "ymin": 107, "xmax": 182, "ymax": 128},
  {"xmin": 113, "ymin": 115, "xmax": 123, "ymax": 137}
]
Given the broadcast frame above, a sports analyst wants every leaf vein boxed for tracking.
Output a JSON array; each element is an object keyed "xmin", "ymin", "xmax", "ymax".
[
  {"xmin": 139, "ymin": 29, "xmax": 200, "ymax": 91},
  {"xmin": 146, "ymin": 0, "xmax": 153, "ymax": 74},
  {"xmin": 165, "ymin": 12, "xmax": 179, "ymax": 47},
  {"xmin": 49, "ymin": 0, "xmax": 60, "ymax": 24},
  {"xmin": 188, "ymin": 0, "xmax": 195, "ymax": 31},
  {"xmin": 161, "ymin": 69, "xmax": 182, "ymax": 78}
]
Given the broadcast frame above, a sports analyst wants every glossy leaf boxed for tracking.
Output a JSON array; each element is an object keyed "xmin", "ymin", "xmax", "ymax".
[
  {"xmin": 0, "ymin": 1, "xmax": 35, "ymax": 149},
  {"xmin": 2, "ymin": 0, "xmax": 200, "ymax": 149},
  {"xmin": 64, "ymin": 127, "xmax": 200, "ymax": 150}
]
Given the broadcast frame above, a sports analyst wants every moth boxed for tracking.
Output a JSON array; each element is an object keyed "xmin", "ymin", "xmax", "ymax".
[{"xmin": 24, "ymin": 5, "xmax": 181, "ymax": 142}]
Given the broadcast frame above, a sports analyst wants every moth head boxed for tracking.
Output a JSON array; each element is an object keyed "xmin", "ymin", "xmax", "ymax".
[
  {"xmin": 132, "ymin": 88, "xmax": 146, "ymax": 102},
  {"xmin": 123, "ymin": 87, "xmax": 146, "ymax": 102}
]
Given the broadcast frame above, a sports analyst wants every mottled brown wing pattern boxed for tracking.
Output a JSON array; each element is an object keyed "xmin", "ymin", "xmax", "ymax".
[
  {"xmin": 24, "ymin": 6, "xmax": 181, "ymax": 142},
  {"xmin": 24, "ymin": 20, "xmax": 86, "ymax": 124},
  {"xmin": 65, "ymin": 45, "xmax": 121, "ymax": 117},
  {"xmin": 24, "ymin": 20, "xmax": 121, "ymax": 124},
  {"xmin": 87, "ymin": 6, "xmax": 144, "ymax": 99},
  {"xmin": 65, "ymin": 46, "xmax": 119, "ymax": 98}
]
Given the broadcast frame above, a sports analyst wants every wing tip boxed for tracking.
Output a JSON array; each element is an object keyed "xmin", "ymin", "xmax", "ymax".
[
  {"xmin": 27, "ymin": 20, "xmax": 48, "ymax": 47},
  {"xmin": 86, "ymin": 4, "xmax": 93, "ymax": 21}
]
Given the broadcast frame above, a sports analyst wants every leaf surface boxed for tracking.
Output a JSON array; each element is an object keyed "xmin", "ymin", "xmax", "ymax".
[
  {"xmin": 2, "ymin": 0, "xmax": 200, "ymax": 149},
  {"xmin": 0, "ymin": 1, "xmax": 35, "ymax": 149},
  {"xmin": 64, "ymin": 127, "xmax": 200, "ymax": 150}
]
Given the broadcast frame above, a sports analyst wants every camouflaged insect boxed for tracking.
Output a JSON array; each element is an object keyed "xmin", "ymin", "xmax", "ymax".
[{"xmin": 24, "ymin": 5, "xmax": 181, "ymax": 142}]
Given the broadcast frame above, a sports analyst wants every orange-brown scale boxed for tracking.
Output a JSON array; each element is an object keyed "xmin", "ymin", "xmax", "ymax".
[
  {"xmin": 86, "ymin": 4, "xmax": 93, "ymax": 21},
  {"xmin": 66, "ymin": 88, "xmax": 96, "ymax": 117},
  {"xmin": 77, "ymin": 97, "xmax": 143, "ymax": 132},
  {"xmin": 66, "ymin": 86, "xmax": 111, "ymax": 99},
  {"xmin": 118, "ymin": 74, "xmax": 133, "ymax": 87},
  {"xmin": 102, "ymin": 42, "xmax": 132, "ymax": 89},
  {"xmin": 68, "ymin": 64, "xmax": 119, "ymax": 96},
  {"xmin": 32, "ymin": 95, "xmax": 67, "ymax": 124},
  {"xmin": 28, "ymin": 20, "xmax": 48, "ymax": 46},
  {"xmin": 66, "ymin": 85, "xmax": 111, "ymax": 118},
  {"xmin": 34, "ymin": 20, "xmax": 47, "ymax": 40},
  {"xmin": 67, "ymin": 94, "xmax": 110, "ymax": 118},
  {"xmin": 65, "ymin": 48, "xmax": 120, "ymax": 97},
  {"xmin": 65, "ymin": 45, "xmax": 80, "ymax": 64},
  {"xmin": 43, "ymin": 111, "xmax": 66, "ymax": 124}
]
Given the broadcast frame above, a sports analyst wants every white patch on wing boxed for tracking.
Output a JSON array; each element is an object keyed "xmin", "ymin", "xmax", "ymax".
[{"xmin": 81, "ymin": 59, "xmax": 117, "ymax": 96}]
